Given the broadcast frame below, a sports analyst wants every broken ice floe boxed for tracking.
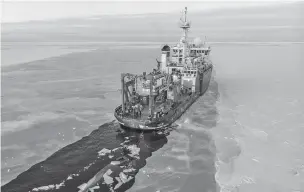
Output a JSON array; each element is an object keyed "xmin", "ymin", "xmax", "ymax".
[
  {"xmin": 119, "ymin": 172, "xmax": 128, "ymax": 180},
  {"xmin": 84, "ymin": 162, "xmax": 95, "ymax": 171},
  {"xmin": 89, "ymin": 185, "xmax": 100, "ymax": 191},
  {"xmin": 98, "ymin": 148, "xmax": 111, "ymax": 156},
  {"xmin": 112, "ymin": 147, "xmax": 121, "ymax": 152},
  {"xmin": 123, "ymin": 168, "xmax": 136, "ymax": 173},
  {"xmin": 103, "ymin": 170, "xmax": 114, "ymax": 184},
  {"xmin": 125, "ymin": 145, "xmax": 140, "ymax": 159},
  {"xmin": 110, "ymin": 161, "xmax": 121, "ymax": 165},
  {"xmin": 120, "ymin": 141, "xmax": 130, "ymax": 146},
  {"xmin": 31, "ymin": 181, "xmax": 65, "ymax": 191},
  {"xmin": 66, "ymin": 173, "xmax": 79, "ymax": 180}
]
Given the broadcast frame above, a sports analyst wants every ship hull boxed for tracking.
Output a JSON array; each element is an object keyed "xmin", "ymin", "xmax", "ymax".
[{"xmin": 114, "ymin": 67, "xmax": 212, "ymax": 130}]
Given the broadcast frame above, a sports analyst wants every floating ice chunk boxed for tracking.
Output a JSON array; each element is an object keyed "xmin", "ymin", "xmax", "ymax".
[
  {"xmin": 40, "ymin": 186, "xmax": 51, "ymax": 190},
  {"xmin": 114, "ymin": 179, "xmax": 123, "ymax": 190},
  {"xmin": 90, "ymin": 185, "xmax": 100, "ymax": 190},
  {"xmin": 126, "ymin": 145, "xmax": 140, "ymax": 159},
  {"xmin": 110, "ymin": 161, "xmax": 120, "ymax": 165},
  {"xmin": 66, "ymin": 173, "xmax": 79, "ymax": 180},
  {"xmin": 98, "ymin": 148, "xmax": 111, "ymax": 156},
  {"xmin": 103, "ymin": 173, "xmax": 114, "ymax": 184},
  {"xmin": 119, "ymin": 172, "xmax": 128, "ymax": 183},
  {"xmin": 55, "ymin": 182, "xmax": 65, "ymax": 189},
  {"xmin": 31, "ymin": 181, "xmax": 65, "ymax": 191},
  {"xmin": 107, "ymin": 169, "xmax": 113, "ymax": 175},
  {"xmin": 112, "ymin": 147, "xmax": 121, "ymax": 152},
  {"xmin": 32, "ymin": 186, "xmax": 49, "ymax": 191},
  {"xmin": 252, "ymin": 158, "xmax": 259, "ymax": 163},
  {"xmin": 84, "ymin": 162, "xmax": 94, "ymax": 170},
  {"xmin": 123, "ymin": 168, "xmax": 136, "ymax": 173}
]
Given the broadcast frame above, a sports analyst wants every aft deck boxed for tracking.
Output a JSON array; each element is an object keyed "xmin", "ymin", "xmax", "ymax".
[{"xmin": 115, "ymin": 91, "xmax": 194, "ymax": 122}]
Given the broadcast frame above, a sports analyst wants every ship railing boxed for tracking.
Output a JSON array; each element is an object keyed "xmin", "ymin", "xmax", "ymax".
[
  {"xmin": 152, "ymin": 84, "xmax": 167, "ymax": 92},
  {"xmin": 168, "ymin": 62, "xmax": 183, "ymax": 67},
  {"xmin": 183, "ymin": 66, "xmax": 197, "ymax": 71}
]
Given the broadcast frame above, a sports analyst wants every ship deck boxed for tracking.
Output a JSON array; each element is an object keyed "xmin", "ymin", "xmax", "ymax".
[{"xmin": 116, "ymin": 91, "xmax": 194, "ymax": 122}]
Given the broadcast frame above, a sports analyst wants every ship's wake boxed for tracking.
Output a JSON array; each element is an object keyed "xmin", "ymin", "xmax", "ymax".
[{"xmin": 2, "ymin": 120, "xmax": 174, "ymax": 192}]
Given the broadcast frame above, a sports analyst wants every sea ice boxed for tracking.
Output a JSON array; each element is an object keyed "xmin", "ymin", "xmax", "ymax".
[
  {"xmin": 98, "ymin": 148, "xmax": 111, "ymax": 156},
  {"xmin": 126, "ymin": 145, "xmax": 140, "ymax": 159},
  {"xmin": 103, "ymin": 173, "xmax": 114, "ymax": 184}
]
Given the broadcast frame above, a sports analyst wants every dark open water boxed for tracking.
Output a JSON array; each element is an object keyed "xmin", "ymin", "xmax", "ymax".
[{"xmin": 2, "ymin": 120, "xmax": 168, "ymax": 192}]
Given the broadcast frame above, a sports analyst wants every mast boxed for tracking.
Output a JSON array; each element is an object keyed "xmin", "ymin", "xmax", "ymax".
[{"xmin": 180, "ymin": 7, "xmax": 190, "ymax": 64}]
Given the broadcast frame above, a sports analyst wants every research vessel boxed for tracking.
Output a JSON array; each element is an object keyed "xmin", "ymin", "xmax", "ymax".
[{"xmin": 114, "ymin": 7, "xmax": 213, "ymax": 130}]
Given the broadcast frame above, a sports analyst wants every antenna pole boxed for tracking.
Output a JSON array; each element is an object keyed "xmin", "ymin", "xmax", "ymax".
[{"xmin": 180, "ymin": 7, "xmax": 190, "ymax": 64}]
